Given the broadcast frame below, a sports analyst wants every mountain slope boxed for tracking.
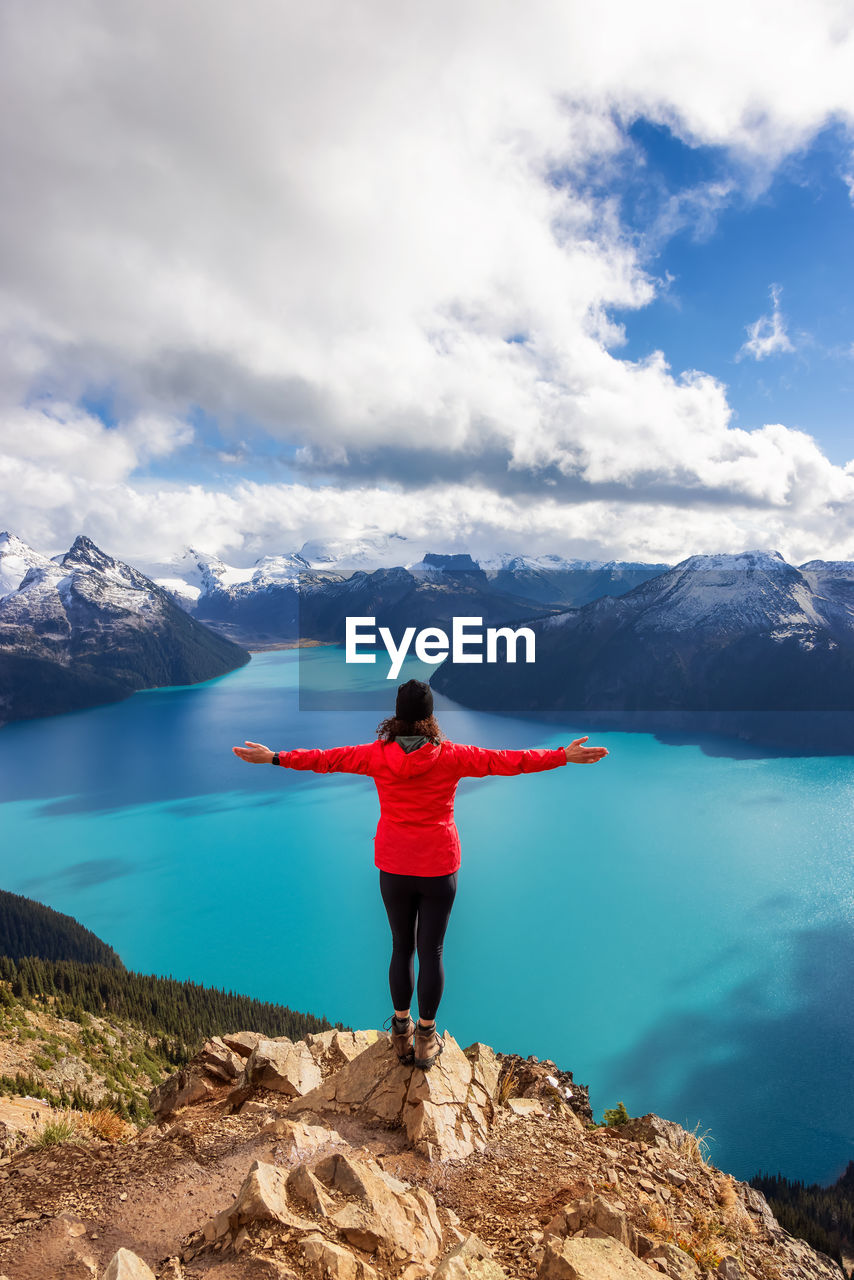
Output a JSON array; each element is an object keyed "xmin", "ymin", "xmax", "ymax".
[
  {"xmin": 0, "ymin": 889, "xmax": 122, "ymax": 967},
  {"xmin": 431, "ymin": 549, "xmax": 854, "ymax": 749},
  {"xmin": 0, "ymin": 533, "xmax": 250, "ymax": 725}
]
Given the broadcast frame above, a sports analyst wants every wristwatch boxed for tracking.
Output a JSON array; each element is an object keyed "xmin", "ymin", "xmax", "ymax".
[{"xmin": 271, "ymin": 751, "xmax": 281, "ymax": 766}]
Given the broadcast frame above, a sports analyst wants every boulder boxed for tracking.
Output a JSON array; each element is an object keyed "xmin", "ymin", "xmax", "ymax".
[
  {"xmin": 538, "ymin": 1235, "xmax": 657, "ymax": 1279},
  {"xmin": 102, "ymin": 1249, "xmax": 157, "ymax": 1280},
  {"xmin": 300, "ymin": 1233, "xmax": 379, "ymax": 1280},
  {"xmin": 147, "ymin": 1036, "xmax": 245, "ymax": 1116},
  {"xmin": 715, "ymin": 1260, "xmax": 746, "ymax": 1280},
  {"xmin": 289, "ymin": 1033, "xmax": 493, "ymax": 1161},
  {"xmin": 305, "ymin": 1029, "xmax": 378, "ymax": 1077},
  {"xmin": 222, "ymin": 1030, "xmax": 265, "ymax": 1058},
  {"xmin": 245, "ymin": 1037, "xmax": 323, "ymax": 1096},
  {"xmin": 195, "ymin": 1036, "xmax": 244, "ymax": 1081},
  {"xmin": 148, "ymin": 1067, "xmax": 215, "ymax": 1119},
  {"xmin": 619, "ymin": 1114, "xmax": 693, "ymax": 1155},
  {"xmin": 222, "ymin": 1159, "xmax": 315, "ymax": 1232},
  {"xmin": 462, "ymin": 1043, "xmax": 501, "ymax": 1100},
  {"xmin": 738, "ymin": 1182, "xmax": 783, "ymax": 1235},
  {"xmin": 507, "ymin": 1097, "xmax": 545, "ymax": 1118},
  {"xmin": 312, "ymin": 1150, "xmax": 443, "ymax": 1263},
  {"xmin": 259, "ymin": 1116, "xmax": 347, "ymax": 1161},
  {"xmin": 434, "ymin": 1233, "xmax": 508, "ymax": 1278},
  {"xmin": 286, "ymin": 1163, "xmax": 335, "ymax": 1216},
  {"xmin": 545, "ymin": 1194, "xmax": 633, "ymax": 1251},
  {"xmin": 644, "ymin": 1241, "xmax": 700, "ymax": 1278}
]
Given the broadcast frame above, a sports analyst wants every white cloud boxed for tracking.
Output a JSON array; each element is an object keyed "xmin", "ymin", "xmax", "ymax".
[
  {"xmin": 738, "ymin": 284, "xmax": 796, "ymax": 361},
  {"xmin": 1, "ymin": 1, "xmax": 854, "ymax": 559},
  {"xmin": 4, "ymin": 424, "xmax": 854, "ymax": 570}
]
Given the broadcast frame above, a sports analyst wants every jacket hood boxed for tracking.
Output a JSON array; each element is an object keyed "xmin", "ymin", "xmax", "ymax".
[{"xmin": 383, "ymin": 737, "xmax": 444, "ymax": 777}]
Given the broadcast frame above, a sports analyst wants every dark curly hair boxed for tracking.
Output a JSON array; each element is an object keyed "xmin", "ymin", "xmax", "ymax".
[{"xmin": 376, "ymin": 713, "xmax": 445, "ymax": 744}]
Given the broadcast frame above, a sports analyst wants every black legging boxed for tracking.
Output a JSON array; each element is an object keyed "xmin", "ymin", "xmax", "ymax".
[{"xmin": 379, "ymin": 869, "xmax": 458, "ymax": 1022}]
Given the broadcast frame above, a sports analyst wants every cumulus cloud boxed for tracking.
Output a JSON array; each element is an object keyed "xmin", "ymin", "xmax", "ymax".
[
  {"xmin": 1, "ymin": 0, "xmax": 854, "ymax": 559},
  {"xmin": 738, "ymin": 284, "xmax": 796, "ymax": 361},
  {"xmin": 6, "ymin": 428, "xmax": 854, "ymax": 570}
]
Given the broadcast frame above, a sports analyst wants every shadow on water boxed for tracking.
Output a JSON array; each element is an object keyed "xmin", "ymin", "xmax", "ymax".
[
  {"xmin": 21, "ymin": 856, "xmax": 130, "ymax": 893},
  {"xmin": 596, "ymin": 920, "xmax": 854, "ymax": 1185},
  {"xmin": 0, "ymin": 676, "xmax": 379, "ymax": 817},
  {"xmin": 584, "ymin": 711, "xmax": 854, "ymax": 759}
]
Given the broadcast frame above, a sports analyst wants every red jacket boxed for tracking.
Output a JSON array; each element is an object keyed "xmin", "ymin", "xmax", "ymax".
[{"xmin": 277, "ymin": 738, "xmax": 568, "ymax": 876}]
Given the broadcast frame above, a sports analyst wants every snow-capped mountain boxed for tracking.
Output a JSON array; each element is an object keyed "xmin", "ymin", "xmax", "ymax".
[
  {"xmin": 141, "ymin": 546, "xmax": 314, "ymax": 642},
  {"xmin": 140, "ymin": 538, "xmax": 672, "ymax": 641},
  {"xmin": 0, "ymin": 534, "xmax": 249, "ymax": 726},
  {"xmin": 298, "ymin": 532, "xmax": 413, "ymax": 570},
  {"xmin": 432, "ymin": 548, "xmax": 854, "ymax": 733},
  {"xmin": 477, "ymin": 552, "xmax": 605, "ymax": 571},
  {"xmin": 476, "ymin": 552, "xmax": 670, "ymax": 609},
  {"xmin": 0, "ymin": 531, "xmax": 55, "ymax": 598},
  {"xmin": 146, "ymin": 547, "xmax": 311, "ymax": 606},
  {"xmin": 580, "ymin": 548, "xmax": 829, "ymax": 641}
]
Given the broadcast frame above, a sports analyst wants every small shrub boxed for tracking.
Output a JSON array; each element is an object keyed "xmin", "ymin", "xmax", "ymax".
[
  {"xmin": 30, "ymin": 1111, "xmax": 80, "ymax": 1149},
  {"xmin": 646, "ymin": 1203, "xmax": 669, "ymax": 1234},
  {"xmin": 83, "ymin": 1108, "xmax": 128, "ymax": 1143},
  {"xmin": 603, "ymin": 1100, "xmax": 631, "ymax": 1126},
  {"xmin": 689, "ymin": 1238, "xmax": 727, "ymax": 1270}
]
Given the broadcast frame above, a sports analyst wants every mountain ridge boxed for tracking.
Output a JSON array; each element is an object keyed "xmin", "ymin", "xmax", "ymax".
[
  {"xmin": 0, "ymin": 1019, "xmax": 846, "ymax": 1280},
  {"xmin": 430, "ymin": 547, "xmax": 854, "ymax": 750},
  {"xmin": 0, "ymin": 532, "xmax": 250, "ymax": 727}
]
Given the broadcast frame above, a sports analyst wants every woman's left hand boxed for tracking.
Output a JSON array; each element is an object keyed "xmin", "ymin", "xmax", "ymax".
[{"xmin": 233, "ymin": 740, "xmax": 275, "ymax": 764}]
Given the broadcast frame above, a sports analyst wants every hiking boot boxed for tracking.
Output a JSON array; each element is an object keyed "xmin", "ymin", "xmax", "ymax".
[
  {"xmin": 413, "ymin": 1020, "xmax": 444, "ymax": 1070},
  {"xmin": 383, "ymin": 1013, "xmax": 415, "ymax": 1064}
]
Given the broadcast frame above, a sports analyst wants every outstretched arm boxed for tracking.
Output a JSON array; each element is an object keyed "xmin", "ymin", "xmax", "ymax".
[
  {"xmin": 454, "ymin": 736, "xmax": 608, "ymax": 778},
  {"xmin": 232, "ymin": 740, "xmax": 375, "ymax": 775}
]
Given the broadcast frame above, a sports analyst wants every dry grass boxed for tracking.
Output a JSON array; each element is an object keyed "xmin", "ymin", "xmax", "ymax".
[
  {"xmin": 647, "ymin": 1196, "xmax": 743, "ymax": 1273},
  {"xmin": 715, "ymin": 1173, "xmax": 738, "ymax": 1211},
  {"xmin": 715, "ymin": 1173, "xmax": 758, "ymax": 1236},
  {"xmin": 681, "ymin": 1207, "xmax": 737, "ymax": 1270},
  {"xmin": 497, "ymin": 1065, "xmax": 519, "ymax": 1107},
  {"xmin": 679, "ymin": 1120, "xmax": 714, "ymax": 1166},
  {"xmin": 82, "ymin": 1107, "xmax": 129, "ymax": 1143}
]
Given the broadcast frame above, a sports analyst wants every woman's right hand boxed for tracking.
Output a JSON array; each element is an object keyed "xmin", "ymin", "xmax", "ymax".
[
  {"xmin": 233, "ymin": 740, "xmax": 276, "ymax": 764},
  {"xmin": 565, "ymin": 736, "xmax": 608, "ymax": 763}
]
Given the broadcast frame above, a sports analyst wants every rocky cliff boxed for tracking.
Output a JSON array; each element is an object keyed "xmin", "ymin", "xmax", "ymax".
[{"xmin": 0, "ymin": 1027, "xmax": 844, "ymax": 1280}]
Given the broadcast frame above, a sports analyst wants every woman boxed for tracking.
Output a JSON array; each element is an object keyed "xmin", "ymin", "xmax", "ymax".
[{"xmin": 233, "ymin": 678, "xmax": 608, "ymax": 1070}]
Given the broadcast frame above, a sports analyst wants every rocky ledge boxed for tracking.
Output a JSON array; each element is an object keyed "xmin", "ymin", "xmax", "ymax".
[{"xmin": 0, "ymin": 1028, "xmax": 843, "ymax": 1280}]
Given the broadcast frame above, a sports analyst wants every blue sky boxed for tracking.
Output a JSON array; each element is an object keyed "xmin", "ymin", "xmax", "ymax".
[
  {"xmin": 1, "ymin": 1, "xmax": 854, "ymax": 566},
  {"xmin": 611, "ymin": 119, "xmax": 854, "ymax": 465}
]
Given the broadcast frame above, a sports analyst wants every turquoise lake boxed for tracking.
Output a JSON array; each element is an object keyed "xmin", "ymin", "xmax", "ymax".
[{"xmin": 1, "ymin": 646, "xmax": 853, "ymax": 1186}]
